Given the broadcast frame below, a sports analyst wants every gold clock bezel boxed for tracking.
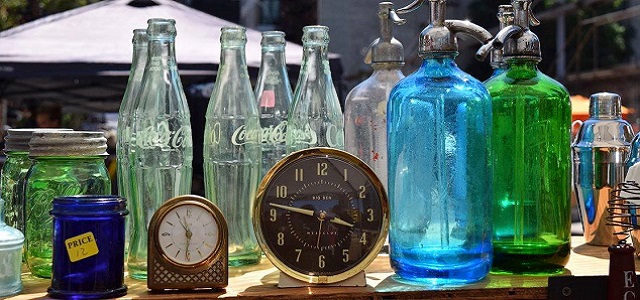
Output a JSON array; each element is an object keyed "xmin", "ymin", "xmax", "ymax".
[
  {"xmin": 149, "ymin": 195, "xmax": 228, "ymax": 274},
  {"xmin": 253, "ymin": 147, "xmax": 389, "ymax": 284}
]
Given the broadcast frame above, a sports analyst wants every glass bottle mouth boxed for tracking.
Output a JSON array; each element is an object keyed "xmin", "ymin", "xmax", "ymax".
[
  {"xmin": 147, "ymin": 18, "xmax": 177, "ymax": 38},
  {"xmin": 261, "ymin": 31, "xmax": 286, "ymax": 48},
  {"xmin": 302, "ymin": 25, "xmax": 329, "ymax": 46},
  {"xmin": 132, "ymin": 29, "xmax": 148, "ymax": 47},
  {"xmin": 221, "ymin": 26, "xmax": 247, "ymax": 47}
]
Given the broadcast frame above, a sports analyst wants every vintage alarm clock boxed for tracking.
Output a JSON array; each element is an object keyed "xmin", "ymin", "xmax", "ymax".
[
  {"xmin": 253, "ymin": 147, "xmax": 389, "ymax": 286},
  {"xmin": 147, "ymin": 195, "xmax": 228, "ymax": 291}
]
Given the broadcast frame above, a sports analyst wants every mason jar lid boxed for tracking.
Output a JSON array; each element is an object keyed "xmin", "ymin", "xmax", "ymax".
[
  {"xmin": 51, "ymin": 195, "xmax": 128, "ymax": 217},
  {"xmin": 4, "ymin": 128, "xmax": 73, "ymax": 152},
  {"xmin": 29, "ymin": 131, "xmax": 108, "ymax": 157}
]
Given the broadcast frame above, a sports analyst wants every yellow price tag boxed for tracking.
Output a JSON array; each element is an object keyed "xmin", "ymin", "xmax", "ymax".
[{"xmin": 65, "ymin": 232, "xmax": 99, "ymax": 262}]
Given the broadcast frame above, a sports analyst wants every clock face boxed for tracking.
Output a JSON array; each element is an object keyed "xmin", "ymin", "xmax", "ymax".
[
  {"xmin": 157, "ymin": 203, "xmax": 220, "ymax": 266},
  {"xmin": 254, "ymin": 148, "xmax": 389, "ymax": 283}
]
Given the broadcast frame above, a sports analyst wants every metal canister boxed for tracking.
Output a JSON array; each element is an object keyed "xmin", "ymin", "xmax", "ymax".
[{"xmin": 572, "ymin": 92, "xmax": 634, "ymax": 246}]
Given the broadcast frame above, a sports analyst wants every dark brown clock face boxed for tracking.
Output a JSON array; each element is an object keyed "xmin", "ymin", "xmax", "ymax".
[{"xmin": 254, "ymin": 148, "xmax": 388, "ymax": 282}]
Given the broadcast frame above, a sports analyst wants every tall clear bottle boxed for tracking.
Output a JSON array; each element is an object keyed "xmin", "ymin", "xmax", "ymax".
[
  {"xmin": 344, "ymin": 2, "xmax": 405, "ymax": 190},
  {"xmin": 387, "ymin": 0, "xmax": 493, "ymax": 283},
  {"xmin": 482, "ymin": 0, "xmax": 572, "ymax": 274},
  {"xmin": 116, "ymin": 29, "xmax": 147, "ymax": 260},
  {"xmin": 204, "ymin": 26, "xmax": 262, "ymax": 266},
  {"xmin": 117, "ymin": 29, "xmax": 147, "ymax": 204},
  {"xmin": 254, "ymin": 31, "xmax": 293, "ymax": 177},
  {"xmin": 286, "ymin": 25, "xmax": 344, "ymax": 152},
  {"xmin": 128, "ymin": 18, "xmax": 193, "ymax": 279}
]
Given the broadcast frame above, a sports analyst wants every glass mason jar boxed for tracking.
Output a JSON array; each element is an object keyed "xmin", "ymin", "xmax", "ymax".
[
  {"xmin": 2, "ymin": 128, "xmax": 72, "ymax": 234},
  {"xmin": 25, "ymin": 131, "xmax": 111, "ymax": 278},
  {"xmin": 49, "ymin": 196, "xmax": 128, "ymax": 299}
]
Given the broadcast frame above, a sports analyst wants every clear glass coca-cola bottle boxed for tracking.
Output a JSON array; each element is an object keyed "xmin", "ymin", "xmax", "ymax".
[
  {"xmin": 286, "ymin": 26, "xmax": 344, "ymax": 152},
  {"xmin": 204, "ymin": 26, "xmax": 262, "ymax": 266},
  {"xmin": 127, "ymin": 18, "xmax": 193, "ymax": 279},
  {"xmin": 254, "ymin": 31, "xmax": 293, "ymax": 177}
]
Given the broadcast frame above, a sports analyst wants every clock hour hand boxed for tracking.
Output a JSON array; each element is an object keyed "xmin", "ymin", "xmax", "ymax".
[
  {"xmin": 269, "ymin": 203, "xmax": 315, "ymax": 217},
  {"xmin": 329, "ymin": 216, "xmax": 354, "ymax": 227}
]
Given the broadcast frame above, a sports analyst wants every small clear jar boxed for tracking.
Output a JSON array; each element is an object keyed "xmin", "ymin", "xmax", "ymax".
[
  {"xmin": 0, "ymin": 198, "xmax": 23, "ymax": 297},
  {"xmin": 25, "ymin": 131, "xmax": 112, "ymax": 278},
  {"xmin": 2, "ymin": 128, "xmax": 72, "ymax": 234},
  {"xmin": 48, "ymin": 196, "xmax": 128, "ymax": 299}
]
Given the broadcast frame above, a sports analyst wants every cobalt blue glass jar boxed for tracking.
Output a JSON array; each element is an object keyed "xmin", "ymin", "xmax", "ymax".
[{"xmin": 48, "ymin": 196, "xmax": 128, "ymax": 299}]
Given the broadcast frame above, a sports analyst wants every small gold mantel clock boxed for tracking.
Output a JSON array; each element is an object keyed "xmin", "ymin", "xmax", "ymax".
[
  {"xmin": 253, "ymin": 147, "xmax": 389, "ymax": 287},
  {"xmin": 148, "ymin": 195, "xmax": 228, "ymax": 291}
]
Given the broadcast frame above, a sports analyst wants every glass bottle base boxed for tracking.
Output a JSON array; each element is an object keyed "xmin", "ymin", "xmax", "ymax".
[
  {"xmin": 0, "ymin": 283, "xmax": 22, "ymax": 298},
  {"xmin": 47, "ymin": 285, "xmax": 127, "ymax": 299},
  {"xmin": 491, "ymin": 241, "xmax": 570, "ymax": 275},
  {"xmin": 29, "ymin": 262, "xmax": 52, "ymax": 279},
  {"xmin": 390, "ymin": 252, "xmax": 491, "ymax": 284},
  {"xmin": 229, "ymin": 253, "xmax": 261, "ymax": 267},
  {"xmin": 127, "ymin": 266, "xmax": 147, "ymax": 280}
]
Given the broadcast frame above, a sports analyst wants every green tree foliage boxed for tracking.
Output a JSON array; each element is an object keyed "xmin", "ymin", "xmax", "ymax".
[{"xmin": 0, "ymin": 0, "xmax": 99, "ymax": 31}]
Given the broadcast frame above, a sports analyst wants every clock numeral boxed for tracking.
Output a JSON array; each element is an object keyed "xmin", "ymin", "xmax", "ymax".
[
  {"xmin": 295, "ymin": 168, "xmax": 304, "ymax": 181},
  {"xmin": 343, "ymin": 168, "xmax": 348, "ymax": 181},
  {"xmin": 161, "ymin": 232, "xmax": 170, "ymax": 237},
  {"xmin": 342, "ymin": 249, "xmax": 349, "ymax": 262},
  {"xmin": 277, "ymin": 232, "xmax": 285, "ymax": 246},
  {"xmin": 359, "ymin": 185, "xmax": 366, "ymax": 199},
  {"xmin": 295, "ymin": 249, "xmax": 302, "ymax": 262},
  {"xmin": 317, "ymin": 162, "xmax": 328, "ymax": 176},
  {"xmin": 360, "ymin": 232, "xmax": 367, "ymax": 245},
  {"xmin": 276, "ymin": 185, "xmax": 288, "ymax": 198},
  {"xmin": 186, "ymin": 208, "xmax": 192, "ymax": 217},
  {"xmin": 367, "ymin": 208, "xmax": 374, "ymax": 222},
  {"xmin": 318, "ymin": 255, "xmax": 326, "ymax": 269},
  {"xmin": 269, "ymin": 208, "xmax": 277, "ymax": 222}
]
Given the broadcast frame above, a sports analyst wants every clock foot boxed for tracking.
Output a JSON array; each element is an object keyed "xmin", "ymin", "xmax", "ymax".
[{"xmin": 277, "ymin": 271, "xmax": 366, "ymax": 288}]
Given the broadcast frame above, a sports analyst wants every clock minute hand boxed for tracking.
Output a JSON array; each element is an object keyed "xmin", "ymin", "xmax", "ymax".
[
  {"xmin": 330, "ymin": 216, "xmax": 354, "ymax": 227},
  {"xmin": 269, "ymin": 203, "xmax": 315, "ymax": 217}
]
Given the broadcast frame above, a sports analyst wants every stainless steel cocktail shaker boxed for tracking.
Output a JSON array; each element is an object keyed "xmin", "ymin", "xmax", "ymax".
[{"xmin": 572, "ymin": 92, "xmax": 634, "ymax": 246}]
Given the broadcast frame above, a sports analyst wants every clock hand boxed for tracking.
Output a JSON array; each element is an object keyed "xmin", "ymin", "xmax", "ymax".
[
  {"xmin": 317, "ymin": 211, "xmax": 326, "ymax": 248},
  {"xmin": 329, "ymin": 216, "xmax": 354, "ymax": 227},
  {"xmin": 269, "ymin": 203, "xmax": 315, "ymax": 217}
]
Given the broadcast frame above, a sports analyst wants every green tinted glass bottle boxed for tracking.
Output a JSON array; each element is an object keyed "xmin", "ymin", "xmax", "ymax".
[
  {"xmin": 483, "ymin": 0, "xmax": 571, "ymax": 274},
  {"xmin": 25, "ymin": 131, "xmax": 111, "ymax": 278}
]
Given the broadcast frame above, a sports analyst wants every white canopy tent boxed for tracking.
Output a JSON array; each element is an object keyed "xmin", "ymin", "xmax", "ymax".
[{"xmin": 0, "ymin": 0, "xmax": 341, "ymax": 112}]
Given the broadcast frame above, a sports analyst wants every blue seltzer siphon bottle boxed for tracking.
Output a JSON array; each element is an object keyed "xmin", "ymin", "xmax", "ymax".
[
  {"xmin": 254, "ymin": 31, "xmax": 293, "ymax": 177},
  {"xmin": 286, "ymin": 25, "xmax": 344, "ymax": 152},
  {"xmin": 204, "ymin": 26, "xmax": 262, "ymax": 266},
  {"xmin": 387, "ymin": 0, "xmax": 494, "ymax": 284},
  {"xmin": 128, "ymin": 18, "xmax": 193, "ymax": 279},
  {"xmin": 344, "ymin": 2, "xmax": 405, "ymax": 191}
]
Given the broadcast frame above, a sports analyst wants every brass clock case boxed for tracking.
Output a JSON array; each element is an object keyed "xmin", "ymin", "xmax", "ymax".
[
  {"xmin": 253, "ymin": 147, "xmax": 389, "ymax": 284},
  {"xmin": 148, "ymin": 195, "xmax": 228, "ymax": 290}
]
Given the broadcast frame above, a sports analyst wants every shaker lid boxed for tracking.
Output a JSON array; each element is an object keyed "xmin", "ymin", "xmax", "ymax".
[
  {"xmin": 4, "ymin": 128, "xmax": 73, "ymax": 152},
  {"xmin": 29, "ymin": 131, "xmax": 108, "ymax": 157},
  {"xmin": 589, "ymin": 92, "xmax": 623, "ymax": 119}
]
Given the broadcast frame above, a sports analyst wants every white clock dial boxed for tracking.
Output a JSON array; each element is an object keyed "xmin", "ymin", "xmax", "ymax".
[{"xmin": 157, "ymin": 204, "xmax": 219, "ymax": 265}]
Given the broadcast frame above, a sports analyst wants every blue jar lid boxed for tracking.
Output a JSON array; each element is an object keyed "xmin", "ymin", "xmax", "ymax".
[{"xmin": 51, "ymin": 196, "xmax": 128, "ymax": 216}]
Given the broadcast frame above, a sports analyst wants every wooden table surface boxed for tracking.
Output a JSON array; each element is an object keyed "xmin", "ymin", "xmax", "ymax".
[{"xmin": 9, "ymin": 236, "xmax": 622, "ymax": 299}]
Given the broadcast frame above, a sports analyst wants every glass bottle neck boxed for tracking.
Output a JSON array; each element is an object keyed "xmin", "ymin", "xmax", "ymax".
[
  {"xmin": 300, "ymin": 44, "xmax": 331, "ymax": 82},
  {"xmin": 147, "ymin": 38, "xmax": 177, "ymax": 68},
  {"xmin": 131, "ymin": 45, "xmax": 148, "ymax": 76},
  {"xmin": 260, "ymin": 47, "xmax": 287, "ymax": 72},
  {"xmin": 419, "ymin": 53, "xmax": 460, "ymax": 75},
  {"xmin": 371, "ymin": 62, "xmax": 404, "ymax": 71},
  {"xmin": 505, "ymin": 58, "xmax": 539, "ymax": 78}
]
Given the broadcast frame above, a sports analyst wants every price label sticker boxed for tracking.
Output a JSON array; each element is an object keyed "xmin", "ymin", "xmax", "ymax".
[
  {"xmin": 260, "ymin": 90, "xmax": 276, "ymax": 108},
  {"xmin": 65, "ymin": 232, "xmax": 99, "ymax": 262}
]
